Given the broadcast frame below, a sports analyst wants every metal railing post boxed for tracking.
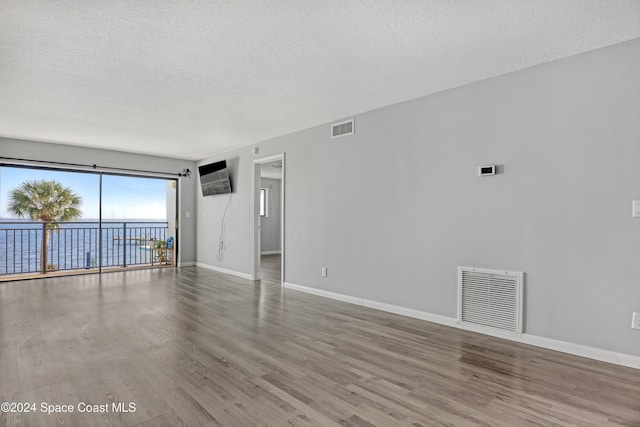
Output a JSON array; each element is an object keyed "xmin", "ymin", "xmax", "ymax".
[
  {"xmin": 41, "ymin": 222, "xmax": 47, "ymax": 273},
  {"xmin": 122, "ymin": 222, "xmax": 127, "ymax": 268}
]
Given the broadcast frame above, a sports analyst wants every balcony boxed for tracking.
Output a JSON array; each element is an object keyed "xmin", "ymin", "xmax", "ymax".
[{"xmin": 0, "ymin": 221, "xmax": 173, "ymax": 280}]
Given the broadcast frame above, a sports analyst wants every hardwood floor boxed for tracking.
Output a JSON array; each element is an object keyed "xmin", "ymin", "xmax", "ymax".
[
  {"xmin": 1, "ymin": 267, "xmax": 639, "ymax": 426},
  {"xmin": 260, "ymin": 254, "xmax": 281, "ymax": 285}
]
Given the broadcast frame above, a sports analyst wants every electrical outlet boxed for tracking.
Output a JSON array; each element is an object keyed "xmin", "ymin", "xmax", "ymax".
[
  {"xmin": 632, "ymin": 312, "xmax": 640, "ymax": 330},
  {"xmin": 321, "ymin": 267, "xmax": 327, "ymax": 278}
]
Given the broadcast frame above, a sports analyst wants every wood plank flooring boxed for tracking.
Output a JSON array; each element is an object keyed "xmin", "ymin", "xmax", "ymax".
[
  {"xmin": 260, "ymin": 254, "xmax": 281, "ymax": 285},
  {"xmin": 1, "ymin": 267, "xmax": 639, "ymax": 426}
]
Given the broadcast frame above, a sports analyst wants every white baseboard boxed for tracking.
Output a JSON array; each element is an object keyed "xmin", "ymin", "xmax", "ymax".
[
  {"xmin": 284, "ymin": 282, "xmax": 363, "ymax": 305},
  {"xmin": 196, "ymin": 262, "xmax": 253, "ymax": 280},
  {"xmin": 362, "ymin": 298, "xmax": 458, "ymax": 328},
  {"xmin": 261, "ymin": 251, "xmax": 281, "ymax": 255},
  {"xmin": 517, "ymin": 333, "xmax": 637, "ymax": 367},
  {"xmin": 283, "ymin": 282, "xmax": 640, "ymax": 370},
  {"xmin": 619, "ymin": 353, "xmax": 640, "ymax": 370},
  {"xmin": 179, "ymin": 262, "xmax": 195, "ymax": 267}
]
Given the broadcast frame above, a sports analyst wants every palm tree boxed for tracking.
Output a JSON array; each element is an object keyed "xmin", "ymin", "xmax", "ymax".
[{"xmin": 8, "ymin": 180, "xmax": 82, "ymax": 272}]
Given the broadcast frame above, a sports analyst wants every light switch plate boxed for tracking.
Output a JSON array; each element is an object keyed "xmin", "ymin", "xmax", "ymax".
[
  {"xmin": 632, "ymin": 312, "xmax": 640, "ymax": 330},
  {"xmin": 633, "ymin": 201, "xmax": 640, "ymax": 217}
]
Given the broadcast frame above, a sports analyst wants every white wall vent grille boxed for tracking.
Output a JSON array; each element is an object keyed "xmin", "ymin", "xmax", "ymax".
[
  {"xmin": 458, "ymin": 266, "xmax": 523, "ymax": 334},
  {"xmin": 331, "ymin": 119, "xmax": 354, "ymax": 138}
]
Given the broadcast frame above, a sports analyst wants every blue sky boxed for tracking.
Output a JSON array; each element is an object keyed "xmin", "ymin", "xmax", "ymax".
[{"xmin": 0, "ymin": 167, "xmax": 170, "ymax": 220}]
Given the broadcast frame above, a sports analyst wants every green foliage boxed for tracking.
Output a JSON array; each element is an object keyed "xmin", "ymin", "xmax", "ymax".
[
  {"xmin": 8, "ymin": 179, "xmax": 82, "ymax": 225},
  {"xmin": 152, "ymin": 240, "xmax": 167, "ymax": 249}
]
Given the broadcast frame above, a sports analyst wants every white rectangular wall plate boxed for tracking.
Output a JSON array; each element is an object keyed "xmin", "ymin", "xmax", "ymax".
[
  {"xmin": 633, "ymin": 200, "xmax": 640, "ymax": 217},
  {"xmin": 632, "ymin": 312, "xmax": 640, "ymax": 330}
]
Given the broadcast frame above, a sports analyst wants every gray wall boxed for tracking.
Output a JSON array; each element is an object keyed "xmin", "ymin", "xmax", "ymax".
[
  {"xmin": 0, "ymin": 137, "xmax": 197, "ymax": 264},
  {"xmin": 195, "ymin": 157, "xmax": 246, "ymax": 270},
  {"xmin": 196, "ymin": 38, "xmax": 640, "ymax": 357},
  {"xmin": 260, "ymin": 178, "xmax": 281, "ymax": 253}
]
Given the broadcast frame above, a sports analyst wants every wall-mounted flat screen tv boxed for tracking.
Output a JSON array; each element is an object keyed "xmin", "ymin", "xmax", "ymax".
[{"xmin": 199, "ymin": 160, "xmax": 232, "ymax": 196}]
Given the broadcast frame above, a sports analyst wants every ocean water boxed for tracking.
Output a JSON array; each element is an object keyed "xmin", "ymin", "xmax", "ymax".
[{"xmin": 0, "ymin": 221, "xmax": 169, "ymax": 276}]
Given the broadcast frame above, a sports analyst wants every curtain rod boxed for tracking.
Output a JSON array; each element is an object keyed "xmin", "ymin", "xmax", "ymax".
[{"xmin": 0, "ymin": 156, "xmax": 191, "ymax": 178}]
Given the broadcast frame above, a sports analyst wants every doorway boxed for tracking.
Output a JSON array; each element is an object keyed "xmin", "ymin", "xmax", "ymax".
[{"xmin": 252, "ymin": 154, "xmax": 285, "ymax": 286}]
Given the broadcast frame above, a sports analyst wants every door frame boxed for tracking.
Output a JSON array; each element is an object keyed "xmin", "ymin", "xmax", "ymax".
[{"xmin": 251, "ymin": 153, "xmax": 285, "ymax": 286}]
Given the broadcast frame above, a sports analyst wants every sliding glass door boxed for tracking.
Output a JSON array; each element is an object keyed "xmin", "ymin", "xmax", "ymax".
[
  {"xmin": 100, "ymin": 174, "xmax": 176, "ymax": 269},
  {"xmin": 0, "ymin": 165, "xmax": 177, "ymax": 278}
]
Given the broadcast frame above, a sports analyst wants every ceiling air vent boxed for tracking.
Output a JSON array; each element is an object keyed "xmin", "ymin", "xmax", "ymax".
[
  {"xmin": 331, "ymin": 119, "xmax": 354, "ymax": 139},
  {"xmin": 458, "ymin": 266, "xmax": 524, "ymax": 335}
]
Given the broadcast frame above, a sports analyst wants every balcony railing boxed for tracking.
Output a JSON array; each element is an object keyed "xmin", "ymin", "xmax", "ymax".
[{"xmin": 0, "ymin": 221, "xmax": 171, "ymax": 277}]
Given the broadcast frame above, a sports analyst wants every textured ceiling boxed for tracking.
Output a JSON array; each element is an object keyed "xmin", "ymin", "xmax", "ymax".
[{"xmin": 1, "ymin": 1, "xmax": 639, "ymax": 161}]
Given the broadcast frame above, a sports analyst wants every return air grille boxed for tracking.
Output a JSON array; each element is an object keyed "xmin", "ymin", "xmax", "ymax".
[
  {"xmin": 458, "ymin": 267, "xmax": 523, "ymax": 334},
  {"xmin": 331, "ymin": 119, "xmax": 354, "ymax": 138}
]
